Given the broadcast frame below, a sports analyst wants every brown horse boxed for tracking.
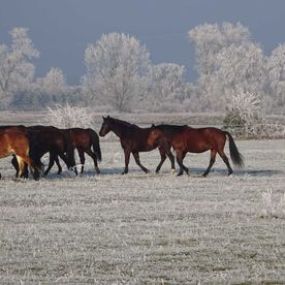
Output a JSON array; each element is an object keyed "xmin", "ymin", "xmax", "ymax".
[
  {"xmin": 67, "ymin": 128, "xmax": 102, "ymax": 174},
  {"xmin": 0, "ymin": 128, "xmax": 40, "ymax": 180},
  {"xmin": 151, "ymin": 124, "xmax": 244, "ymax": 176},
  {"xmin": 99, "ymin": 116, "xmax": 175, "ymax": 174},
  {"xmin": 17, "ymin": 127, "xmax": 101, "ymax": 176}
]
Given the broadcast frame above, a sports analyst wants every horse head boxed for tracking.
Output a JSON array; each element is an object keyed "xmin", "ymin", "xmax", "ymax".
[{"xmin": 99, "ymin": 116, "xmax": 112, "ymax": 136}]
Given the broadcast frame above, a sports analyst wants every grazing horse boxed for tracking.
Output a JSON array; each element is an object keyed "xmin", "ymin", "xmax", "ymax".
[
  {"xmin": 99, "ymin": 116, "xmax": 175, "ymax": 174},
  {"xmin": 68, "ymin": 128, "xmax": 102, "ymax": 174},
  {"xmin": 0, "ymin": 129, "xmax": 40, "ymax": 180},
  {"xmin": 151, "ymin": 124, "xmax": 244, "ymax": 176}
]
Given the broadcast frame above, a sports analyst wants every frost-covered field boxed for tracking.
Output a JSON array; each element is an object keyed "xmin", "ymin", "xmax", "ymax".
[{"xmin": 0, "ymin": 139, "xmax": 285, "ymax": 284}]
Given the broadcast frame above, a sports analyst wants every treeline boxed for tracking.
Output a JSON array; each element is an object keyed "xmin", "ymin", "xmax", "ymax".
[{"xmin": 0, "ymin": 23, "xmax": 285, "ymax": 120}]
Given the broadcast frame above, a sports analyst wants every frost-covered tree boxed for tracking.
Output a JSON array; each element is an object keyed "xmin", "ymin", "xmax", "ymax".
[
  {"xmin": 148, "ymin": 63, "xmax": 187, "ymax": 111},
  {"xmin": 266, "ymin": 44, "xmax": 285, "ymax": 114},
  {"xmin": 38, "ymin": 67, "xmax": 66, "ymax": 95},
  {"xmin": 216, "ymin": 42, "xmax": 265, "ymax": 108},
  {"xmin": 189, "ymin": 22, "xmax": 250, "ymax": 76},
  {"xmin": 0, "ymin": 27, "xmax": 39, "ymax": 106},
  {"xmin": 188, "ymin": 22, "xmax": 266, "ymax": 113},
  {"xmin": 83, "ymin": 33, "xmax": 151, "ymax": 112}
]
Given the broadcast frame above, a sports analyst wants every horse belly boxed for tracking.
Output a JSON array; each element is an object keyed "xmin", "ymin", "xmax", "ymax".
[{"xmin": 186, "ymin": 140, "xmax": 210, "ymax": 153}]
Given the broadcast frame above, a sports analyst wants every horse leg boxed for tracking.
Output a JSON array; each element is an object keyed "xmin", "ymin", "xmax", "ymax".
[
  {"xmin": 58, "ymin": 152, "xmax": 78, "ymax": 175},
  {"xmin": 132, "ymin": 152, "xmax": 149, "ymax": 173},
  {"xmin": 21, "ymin": 163, "xmax": 29, "ymax": 178},
  {"xmin": 11, "ymin": 155, "xmax": 20, "ymax": 177},
  {"xmin": 15, "ymin": 156, "xmax": 25, "ymax": 178},
  {"xmin": 155, "ymin": 147, "xmax": 167, "ymax": 174},
  {"xmin": 218, "ymin": 150, "xmax": 233, "ymax": 175},
  {"xmin": 122, "ymin": 149, "xmax": 130, "ymax": 174},
  {"xmin": 166, "ymin": 150, "xmax": 175, "ymax": 171},
  {"xmin": 54, "ymin": 155, "xmax": 62, "ymax": 175},
  {"xmin": 78, "ymin": 150, "xmax": 85, "ymax": 174},
  {"xmin": 203, "ymin": 150, "xmax": 217, "ymax": 177},
  {"xmin": 44, "ymin": 152, "xmax": 56, "ymax": 176},
  {"xmin": 20, "ymin": 155, "xmax": 40, "ymax": 181},
  {"xmin": 86, "ymin": 149, "xmax": 100, "ymax": 174},
  {"xmin": 13, "ymin": 156, "xmax": 28, "ymax": 178},
  {"xmin": 176, "ymin": 151, "xmax": 188, "ymax": 176}
]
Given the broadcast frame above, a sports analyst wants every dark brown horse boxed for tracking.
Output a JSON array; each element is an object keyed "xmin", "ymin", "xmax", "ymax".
[
  {"xmin": 151, "ymin": 124, "xmax": 244, "ymax": 176},
  {"xmin": 27, "ymin": 125, "xmax": 76, "ymax": 176},
  {"xmin": 99, "ymin": 116, "xmax": 175, "ymax": 174},
  {"xmin": 10, "ymin": 125, "xmax": 76, "ymax": 177},
  {"xmin": 68, "ymin": 128, "xmax": 102, "ymax": 174},
  {"xmin": 0, "ymin": 128, "xmax": 40, "ymax": 180}
]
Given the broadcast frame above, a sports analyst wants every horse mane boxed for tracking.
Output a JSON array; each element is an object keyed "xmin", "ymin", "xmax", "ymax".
[
  {"xmin": 155, "ymin": 124, "xmax": 188, "ymax": 130},
  {"xmin": 108, "ymin": 117, "xmax": 140, "ymax": 129}
]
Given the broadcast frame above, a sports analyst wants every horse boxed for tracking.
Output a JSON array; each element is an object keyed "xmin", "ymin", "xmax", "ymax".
[
  {"xmin": 14, "ymin": 127, "xmax": 101, "ymax": 176},
  {"xmin": 11, "ymin": 125, "xmax": 76, "ymax": 177},
  {"xmin": 27, "ymin": 125, "xmax": 76, "ymax": 176},
  {"xmin": 151, "ymin": 124, "xmax": 244, "ymax": 176},
  {"xmin": 0, "ymin": 128, "xmax": 41, "ymax": 180},
  {"xmin": 99, "ymin": 116, "xmax": 175, "ymax": 174},
  {"xmin": 67, "ymin": 128, "xmax": 102, "ymax": 174}
]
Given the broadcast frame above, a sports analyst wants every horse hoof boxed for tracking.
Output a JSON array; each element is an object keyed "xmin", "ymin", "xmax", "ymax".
[{"xmin": 177, "ymin": 172, "xmax": 183, "ymax": 176}]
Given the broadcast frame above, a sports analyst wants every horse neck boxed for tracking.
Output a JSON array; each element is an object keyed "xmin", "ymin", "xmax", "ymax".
[{"xmin": 110, "ymin": 121, "xmax": 125, "ymax": 138}]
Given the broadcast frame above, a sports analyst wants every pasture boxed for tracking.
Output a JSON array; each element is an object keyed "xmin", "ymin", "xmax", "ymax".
[{"xmin": 0, "ymin": 135, "xmax": 285, "ymax": 284}]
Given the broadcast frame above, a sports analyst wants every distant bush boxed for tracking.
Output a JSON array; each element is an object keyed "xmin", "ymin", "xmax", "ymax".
[
  {"xmin": 47, "ymin": 103, "xmax": 94, "ymax": 128},
  {"xmin": 223, "ymin": 91, "xmax": 264, "ymax": 137}
]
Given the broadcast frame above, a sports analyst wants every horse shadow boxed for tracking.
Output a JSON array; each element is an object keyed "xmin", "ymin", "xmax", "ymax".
[
  {"xmin": 38, "ymin": 166, "xmax": 284, "ymax": 180},
  {"xmin": 188, "ymin": 167, "xmax": 284, "ymax": 177}
]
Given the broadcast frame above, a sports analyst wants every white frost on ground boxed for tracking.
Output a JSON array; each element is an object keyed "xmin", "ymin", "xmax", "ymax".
[{"xmin": 0, "ymin": 139, "xmax": 285, "ymax": 284}]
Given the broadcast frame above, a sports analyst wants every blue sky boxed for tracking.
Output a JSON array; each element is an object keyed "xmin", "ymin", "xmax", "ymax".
[{"xmin": 1, "ymin": 0, "xmax": 285, "ymax": 83}]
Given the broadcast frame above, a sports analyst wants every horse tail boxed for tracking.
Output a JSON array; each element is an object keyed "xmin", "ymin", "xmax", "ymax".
[
  {"xmin": 225, "ymin": 131, "xmax": 244, "ymax": 167},
  {"xmin": 89, "ymin": 129, "xmax": 102, "ymax": 161}
]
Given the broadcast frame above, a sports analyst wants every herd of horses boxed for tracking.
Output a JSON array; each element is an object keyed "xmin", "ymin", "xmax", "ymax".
[{"xmin": 0, "ymin": 116, "xmax": 244, "ymax": 180}]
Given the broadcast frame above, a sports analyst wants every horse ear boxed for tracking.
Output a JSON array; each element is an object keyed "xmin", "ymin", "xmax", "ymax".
[
  {"xmin": 151, "ymin": 124, "xmax": 155, "ymax": 128},
  {"xmin": 102, "ymin": 116, "xmax": 106, "ymax": 120},
  {"xmin": 107, "ymin": 115, "xmax": 110, "ymax": 118}
]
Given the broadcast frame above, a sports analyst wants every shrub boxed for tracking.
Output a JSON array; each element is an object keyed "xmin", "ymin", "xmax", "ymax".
[{"xmin": 47, "ymin": 103, "xmax": 94, "ymax": 128}]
